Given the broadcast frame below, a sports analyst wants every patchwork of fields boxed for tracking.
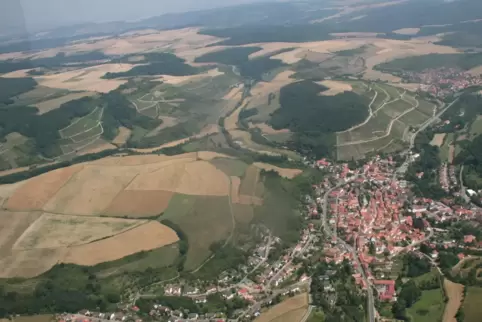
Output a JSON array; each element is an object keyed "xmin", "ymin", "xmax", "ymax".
[
  {"xmin": 336, "ymin": 81, "xmax": 437, "ymax": 160},
  {"xmin": 0, "ymin": 151, "xmax": 303, "ymax": 277}
]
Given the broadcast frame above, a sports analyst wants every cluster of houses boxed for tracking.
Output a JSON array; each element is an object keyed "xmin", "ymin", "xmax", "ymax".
[
  {"xmin": 439, "ymin": 163, "xmax": 458, "ymax": 192},
  {"xmin": 397, "ymin": 67, "xmax": 482, "ymax": 98}
]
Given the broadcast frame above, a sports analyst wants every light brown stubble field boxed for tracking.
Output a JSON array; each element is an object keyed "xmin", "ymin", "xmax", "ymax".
[
  {"xmin": 12, "ymin": 213, "xmax": 146, "ymax": 250},
  {"xmin": 253, "ymin": 162, "xmax": 302, "ymax": 179},
  {"xmin": 104, "ymin": 190, "xmax": 174, "ymax": 217},
  {"xmin": 63, "ymin": 221, "xmax": 179, "ymax": 266},
  {"xmin": 6, "ymin": 165, "xmax": 84, "ymax": 211}
]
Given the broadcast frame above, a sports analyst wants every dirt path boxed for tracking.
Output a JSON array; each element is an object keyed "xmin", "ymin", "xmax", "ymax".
[
  {"xmin": 442, "ymin": 279, "xmax": 464, "ymax": 322},
  {"xmin": 336, "ymin": 94, "xmax": 417, "ymax": 147}
]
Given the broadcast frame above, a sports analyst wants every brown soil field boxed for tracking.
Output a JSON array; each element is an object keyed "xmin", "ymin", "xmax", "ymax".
[
  {"xmin": 8, "ymin": 315, "xmax": 55, "ymax": 322},
  {"xmin": 270, "ymin": 308, "xmax": 308, "ymax": 322},
  {"xmin": 63, "ymin": 221, "xmax": 179, "ymax": 266},
  {"xmin": 43, "ymin": 165, "xmax": 141, "ymax": 216},
  {"xmin": 34, "ymin": 92, "xmax": 97, "ymax": 114},
  {"xmin": 255, "ymin": 293, "xmax": 308, "ymax": 322},
  {"xmin": 231, "ymin": 176, "xmax": 241, "ymax": 204},
  {"xmin": 104, "ymin": 190, "xmax": 173, "ymax": 217},
  {"xmin": 318, "ymin": 80, "xmax": 353, "ymax": 96},
  {"xmin": 0, "ymin": 211, "xmax": 41, "ymax": 254},
  {"xmin": 250, "ymin": 70, "xmax": 296, "ymax": 97},
  {"xmin": 6, "ymin": 165, "xmax": 84, "ymax": 211},
  {"xmin": 34, "ymin": 64, "xmax": 137, "ymax": 93},
  {"xmin": 253, "ymin": 162, "xmax": 302, "ymax": 179},
  {"xmin": 112, "ymin": 126, "xmax": 132, "ymax": 145},
  {"xmin": 0, "ymin": 248, "xmax": 66, "ymax": 278},
  {"xmin": 153, "ymin": 68, "xmax": 224, "ymax": 85},
  {"xmin": 197, "ymin": 151, "xmax": 232, "ymax": 161},
  {"xmin": 127, "ymin": 160, "xmax": 230, "ymax": 196},
  {"xmin": 12, "ymin": 213, "xmax": 145, "ymax": 250},
  {"xmin": 430, "ymin": 133, "xmax": 446, "ymax": 147},
  {"xmin": 393, "ymin": 28, "xmax": 421, "ymax": 35},
  {"xmin": 443, "ymin": 279, "xmax": 464, "ymax": 322}
]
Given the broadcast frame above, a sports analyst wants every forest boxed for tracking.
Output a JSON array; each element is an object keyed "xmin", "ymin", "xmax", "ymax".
[
  {"xmin": 0, "ymin": 77, "xmax": 37, "ymax": 104},
  {"xmin": 104, "ymin": 53, "xmax": 204, "ymax": 78},
  {"xmin": 270, "ymin": 81, "xmax": 369, "ymax": 133}
]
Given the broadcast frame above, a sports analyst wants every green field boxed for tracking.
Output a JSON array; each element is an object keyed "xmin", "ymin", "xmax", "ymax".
[
  {"xmin": 463, "ymin": 286, "xmax": 482, "ymax": 322},
  {"xmin": 162, "ymin": 194, "xmax": 233, "ymax": 271},
  {"xmin": 239, "ymin": 165, "xmax": 260, "ymax": 196},
  {"xmin": 469, "ymin": 116, "xmax": 482, "ymax": 139},
  {"xmin": 376, "ymin": 53, "xmax": 482, "ymax": 72},
  {"xmin": 406, "ymin": 289, "xmax": 445, "ymax": 322},
  {"xmin": 59, "ymin": 106, "xmax": 103, "ymax": 138},
  {"xmin": 440, "ymin": 133, "xmax": 454, "ymax": 162},
  {"xmin": 210, "ymin": 157, "xmax": 249, "ymax": 177}
]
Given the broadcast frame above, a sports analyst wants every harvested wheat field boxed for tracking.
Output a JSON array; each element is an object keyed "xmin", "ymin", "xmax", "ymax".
[
  {"xmin": 154, "ymin": 68, "xmax": 224, "ymax": 85},
  {"xmin": 43, "ymin": 165, "xmax": 141, "ymax": 216},
  {"xmin": 104, "ymin": 190, "xmax": 174, "ymax": 217},
  {"xmin": 255, "ymin": 293, "xmax": 308, "ymax": 322},
  {"xmin": 63, "ymin": 221, "xmax": 179, "ymax": 266},
  {"xmin": 253, "ymin": 162, "xmax": 302, "ymax": 179},
  {"xmin": 393, "ymin": 28, "xmax": 420, "ymax": 35},
  {"xmin": 318, "ymin": 80, "xmax": 353, "ymax": 96},
  {"xmin": 251, "ymin": 70, "xmax": 296, "ymax": 97},
  {"xmin": 12, "ymin": 213, "xmax": 145, "ymax": 250},
  {"xmin": 89, "ymin": 153, "xmax": 196, "ymax": 166},
  {"xmin": 127, "ymin": 160, "xmax": 230, "ymax": 196},
  {"xmin": 430, "ymin": 133, "xmax": 446, "ymax": 147},
  {"xmin": 35, "ymin": 64, "xmax": 137, "ymax": 93},
  {"xmin": 0, "ymin": 211, "xmax": 41, "ymax": 254},
  {"xmin": 468, "ymin": 65, "xmax": 482, "ymax": 76},
  {"xmin": 6, "ymin": 165, "xmax": 84, "ymax": 211},
  {"xmin": 34, "ymin": 92, "xmax": 97, "ymax": 114},
  {"xmin": 443, "ymin": 279, "xmax": 464, "ymax": 322},
  {"xmin": 249, "ymin": 123, "xmax": 290, "ymax": 135},
  {"xmin": 112, "ymin": 126, "xmax": 132, "ymax": 145},
  {"xmin": 0, "ymin": 248, "xmax": 66, "ymax": 278}
]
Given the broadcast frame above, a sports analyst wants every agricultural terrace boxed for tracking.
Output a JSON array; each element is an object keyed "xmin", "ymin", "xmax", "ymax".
[
  {"xmin": 336, "ymin": 81, "xmax": 436, "ymax": 160},
  {"xmin": 255, "ymin": 293, "xmax": 309, "ymax": 322},
  {"xmin": 58, "ymin": 106, "xmax": 104, "ymax": 156},
  {"xmin": 0, "ymin": 210, "xmax": 178, "ymax": 278}
]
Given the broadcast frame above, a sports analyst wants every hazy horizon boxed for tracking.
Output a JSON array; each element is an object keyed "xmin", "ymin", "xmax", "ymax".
[{"xmin": 1, "ymin": 0, "xmax": 272, "ymax": 33}]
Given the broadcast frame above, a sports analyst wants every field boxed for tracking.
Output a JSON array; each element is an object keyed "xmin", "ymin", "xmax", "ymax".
[
  {"xmin": 462, "ymin": 286, "xmax": 482, "ymax": 322},
  {"xmin": 0, "ymin": 208, "xmax": 178, "ymax": 277},
  {"xmin": 442, "ymin": 279, "xmax": 464, "ymax": 322},
  {"xmin": 336, "ymin": 80, "xmax": 433, "ymax": 160},
  {"xmin": 440, "ymin": 133, "xmax": 455, "ymax": 163},
  {"xmin": 33, "ymin": 92, "xmax": 97, "ymax": 114},
  {"xmin": 12, "ymin": 213, "xmax": 146, "ymax": 249},
  {"xmin": 406, "ymin": 289, "xmax": 445, "ymax": 322},
  {"xmin": 253, "ymin": 162, "xmax": 302, "ymax": 179},
  {"xmin": 162, "ymin": 194, "xmax": 233, "ymax": 270},
  {"xmin": 255, "ymin": 293, "xmax": 309, "ymax": 322},
  {"xmin": 430, "ymin": 133, "xmax": 447, "ymax": 147},
  {"xmin": 63, "ymin": 221, "xmax": 179, "ymax": 266}
]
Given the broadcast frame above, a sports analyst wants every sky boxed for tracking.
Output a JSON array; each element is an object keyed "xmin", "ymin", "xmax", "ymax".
[{"xmin": 1, "ymin": 0, "xmax": 269, "ymax": 32}]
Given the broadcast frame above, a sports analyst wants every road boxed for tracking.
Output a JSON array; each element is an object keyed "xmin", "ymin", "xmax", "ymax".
[
  {"xmin": 320, "ymin": 174, "xmax": 376, "ymax": 322},
  {"xmin": 394, "ymin": 98, "xmax": 460, "ymax": 179}
]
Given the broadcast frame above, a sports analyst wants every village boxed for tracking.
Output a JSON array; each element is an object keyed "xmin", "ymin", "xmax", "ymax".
[{"xmin": 395, "ymin": 67, "xmax": 482, "ymax": 98}]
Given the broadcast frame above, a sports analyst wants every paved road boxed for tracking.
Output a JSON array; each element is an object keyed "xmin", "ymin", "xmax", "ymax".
[{"xmin": 320, "ymin": 175, "xmax": 376, "ymax": 322}]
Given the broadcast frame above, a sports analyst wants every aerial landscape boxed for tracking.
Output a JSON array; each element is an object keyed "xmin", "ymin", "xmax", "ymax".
[{"xmin": 1, "ymin": 0, "xmax": 482, "ymax": 321}]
